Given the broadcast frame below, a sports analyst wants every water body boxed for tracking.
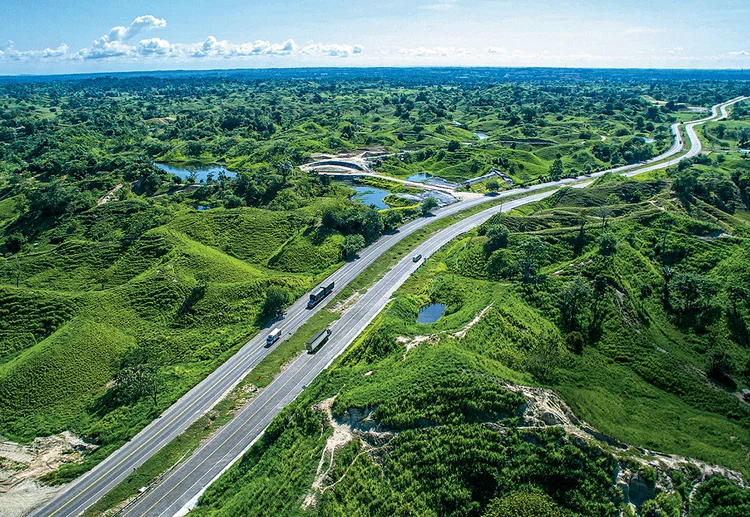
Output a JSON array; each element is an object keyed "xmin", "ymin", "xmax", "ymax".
[
  {"xmin": 643, "ymin": 137, "xmax": 655, "ymax": 144},
  {"xmin": 475, "ymin": 132, "xmax": 489, "ymax": 140},
  {"xmin": 417, "ymin": 303, "xmax": 446, "ymax": 324},
  {"xmin": 351, "ymin": 186, "xmax": 391, "ymax": 209},
  {"xmin": 405, "ymin": 172, "xmax": 456, "ymax": 188},
  {"xmin": 154, "ymin": 163, "xmax": 237, "ymax": 182}
]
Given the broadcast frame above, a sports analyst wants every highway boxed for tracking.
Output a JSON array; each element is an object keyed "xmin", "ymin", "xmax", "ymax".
[
  {"xmin": 118, "ymin": 189, "xmax": 562, "ymax": 517},
  {"xmin": 29, "ymin": 96, "xmax": 745, "ymax": 517}
]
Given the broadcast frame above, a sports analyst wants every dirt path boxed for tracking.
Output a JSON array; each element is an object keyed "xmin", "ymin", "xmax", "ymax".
[
  {"xmin": 0, "ymin": 432, "xmax": 96, "ymax": 517},
  {"xmin": 97, "ymin": 183, "xmax": 123, "ymax": 205}
]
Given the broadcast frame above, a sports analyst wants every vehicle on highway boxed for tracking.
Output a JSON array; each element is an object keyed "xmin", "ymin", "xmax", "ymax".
[
  {"xmin": 266, "ymin": 328, "xmax": 282, "ymax": 346},
  {"xmin": 306, "ymin": 328, "xmax": 332, "ymax": 353},
  {"xmin": 307, "ymin": 281, "xmax": 335, "ymax": 308},
  {"xmin": 412, "ymin": 254, "xmax": 423, "ymax": 262}
]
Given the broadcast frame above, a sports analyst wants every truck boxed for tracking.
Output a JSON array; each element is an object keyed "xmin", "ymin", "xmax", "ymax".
[
  {"xmin": 266, "ymin": 327, "xmax": 281, "ymax": 346},
  {"xmin": 306, "ymin": 328, "xmax": 331, "ymax": 353},
  {"xmin": 307, "ymin": 281, "xmax": 335, "ymax": 309}
]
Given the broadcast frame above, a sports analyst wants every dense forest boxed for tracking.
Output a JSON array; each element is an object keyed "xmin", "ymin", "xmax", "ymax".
[{"xmin": 0, "ymin": 68, "xmax": 749, "ymax": 516}]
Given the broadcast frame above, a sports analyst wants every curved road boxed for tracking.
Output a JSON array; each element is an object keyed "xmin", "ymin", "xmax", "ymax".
[{"xmin": 30, "ymin": 96, "xmax": 745, "ymax": 517}]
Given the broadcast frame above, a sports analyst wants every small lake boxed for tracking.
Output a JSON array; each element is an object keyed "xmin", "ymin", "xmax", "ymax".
[
  {"xmin": 154, "ymin": 163, "xmax": 237, "ymax": 182},
  {"xmin": 417, "ymin": 303, "xmax": 446, "ymax": 324},
  {"xmin": 351, "ymin": 186, "xmax": 391, "ymax": 209},
  {"xmin": 643, "ymin": 137, "xmax": 655, "ymax": 144},
  {"xmin": 475, "ymin": 132, "xmax": 489, "ymax": 140},
  {"xmin": 406, "ymin": 172, "xmax": 456, "ymax": 188}
]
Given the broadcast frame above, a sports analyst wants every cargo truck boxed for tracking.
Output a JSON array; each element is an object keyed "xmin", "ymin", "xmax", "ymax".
[
  {"xmin": 306, "ymin": 328, "xmax": 331, "ymax": 353},
  {"xmin": 266, "ymin": 327, "xmax": 281, "ymax": 346},
  {"xmin": 307, "ymin": 281, "xmax": 335, "ymax": 309}
]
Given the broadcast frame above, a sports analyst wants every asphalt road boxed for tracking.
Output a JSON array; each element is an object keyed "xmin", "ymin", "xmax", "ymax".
[
  {"xmin": 30, "ymin": 96, "xmax": 745, "ymax": 517},
  {"xmin": 118, "ymin": 189, "xmax": 563, "ymax": 517}
]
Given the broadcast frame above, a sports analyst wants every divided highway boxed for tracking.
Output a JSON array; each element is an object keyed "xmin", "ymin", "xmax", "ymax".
[{"xmin": 30, "ymin": 96, "xmax": 745, "ymax": 517}]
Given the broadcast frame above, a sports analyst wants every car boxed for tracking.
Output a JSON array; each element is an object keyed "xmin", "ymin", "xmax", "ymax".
[{"xmin": 412, "ymin": 254, "xmax": 423, "ymax": 262}]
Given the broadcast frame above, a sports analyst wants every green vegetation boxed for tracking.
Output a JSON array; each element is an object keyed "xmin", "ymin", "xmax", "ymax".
[
  {"xmin": 1, "ymin": 69, "xmax": 750, "ymax": 514},
  {"xmin": 195, "ymin": 169, "xmax": 750, "ymax": 517}
]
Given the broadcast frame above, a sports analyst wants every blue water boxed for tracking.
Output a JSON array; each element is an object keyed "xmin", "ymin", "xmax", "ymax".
[
  {"xmin": 643, "ymin": 137, "xmax": 655, "ymax": 144},
  {"xmin": 475, "ymin": 132, "xmax": 489, "ymax": 140},
  {"xmin": 154, "ymin": 163, "xmax": 237, "ymax": 182},
  {"xmin": 417, "ymin": 303, "xmax": 446, "ymax": 324},
  {"xmin": 351, "ymin": 186, "xmax": 390, "ymax": 209},
  {"xmin": 406, "ymin": 172, "xmax": 434, "ymax": 182},
  {"xmin": 405, "ymin": 172, "xmax": 457, "ymax": 188}
]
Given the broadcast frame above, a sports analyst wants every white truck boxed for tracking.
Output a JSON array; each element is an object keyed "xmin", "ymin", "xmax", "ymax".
[{"xmin": 266, "ymin": 328, "xmax": 281, "ymax": 346}]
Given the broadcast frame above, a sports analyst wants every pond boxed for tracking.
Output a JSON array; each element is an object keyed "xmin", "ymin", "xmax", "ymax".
[
  {"xmin": 406, "ymin": 172, "xmax": 456, "ymax": 188},
  {"xmin": 643, "ymin": 137, "xmax": 655, "ymax": 144},
  {"xmin": 417, "ymin": 303, "xmax": 446, "ymax": 324},
  {"xmin": 350, "ymin": 185, "xmax": 391, "ymax": 209},
  {"xmin": 475, "ymin": 132, "xmax": 489, "ymax": 140},
  {"xmin": 154, "ymin": 163, "xmax": 237, "ymax": 182}
]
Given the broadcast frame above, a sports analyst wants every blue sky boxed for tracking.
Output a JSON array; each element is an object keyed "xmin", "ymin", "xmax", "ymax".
[{"xmin": 1, "ymin": 0, "xmax": 749, "ymax": 74}]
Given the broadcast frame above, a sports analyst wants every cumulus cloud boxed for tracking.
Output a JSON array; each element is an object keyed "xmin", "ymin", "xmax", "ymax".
[
  {"xmin": 729, "ymin": 50, "xmax": 750, "ymax": 56},
  {"xmin": 487, "ymin": 47, "xmax": 507, "ymax": 55},
  {"xmin": 137, "ymin": 38, "xmax": 171, "ymax": 56},
  {"xmin": 0, "ymin": 41, "xmax": 69, "ymax": 60},
  {"xmin": 107, "ymin": 15, "xmax": 167, "ymax": 42},
  {"xmin": 669, "ymin": 47, "xmax": 684, "ymax": 54},
  {"xmin": 0, "ymin": 14, "xmax": 364, "ymax": 66},
  {"xmin": 77, "ymin": 14, "xmax": 167, "ymax": 60},
  {"xmin": 186, "ymin": 37, "xmax": 299, "ymax": 58}
]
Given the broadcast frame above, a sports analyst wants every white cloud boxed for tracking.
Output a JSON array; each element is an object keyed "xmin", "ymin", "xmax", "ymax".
[
  {"xmin": 137, "ymin": 38, "xmax": 171, "ymax": 56},
  {"xmin": 669, "ymin": 47, "xmax": 684, "ymax": 54},
  {"xmin": 398, "ymin": 46, "xmax": 471, "ymax": 57},
  {"xmin": 0, "ymin": 41, "xmax": 69, "ymax": 60},
  {"xmin": 300, "ymin": 42, "xmax": 363, "ymax": 58},
  {"xmin": 77, "ymin": 14, "xmax": 167, "ymax": 60},
  {"xmin": 487, "ymin": 47, "xmax": 507, "ymax": 55},
  {"xmin": 0, "ymin": 14, "xmax": 362, "ymax": 64},
  {"xmin": 106, "ymin": 15, "xmax": 167, "ymax": 43},
  {"xmin": 729, "ymin": 50, "xmax": 750, "ymax": 56}
]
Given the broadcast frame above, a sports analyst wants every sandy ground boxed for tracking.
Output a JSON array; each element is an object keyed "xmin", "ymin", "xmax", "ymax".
[{"xmin": 0, "ymin": 432, "xmax": 97, "ymax": 517}]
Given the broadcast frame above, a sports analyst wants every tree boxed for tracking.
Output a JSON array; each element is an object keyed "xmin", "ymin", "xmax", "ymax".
[
  {"xmin": 421, "ymin": 196, "xmax": 439, "ymax": 216},
  {"xmin": 262, "ymin": 285, "xmax": 289, "ymax": 319},
  {"xmin": 548, "ymin": 158, "xmax": 564, "ymax": 181},
  {"xmin": 483, "ymin": 492, "xmax": 563, "ymax": 517},
  {"xmin": 706, "ymin": 347, "xmax": 734, "ymax": 383},
  {"xmin": 673, "ymin": 171, "xmax": 698, "ymax": 199},
  {"xmin": 564, "ymin": 331, "xmax": 585, "ymax": 354},
  {"xmin": 113, "ymin": 364, "xmax": 161, "ymax": 407},
  {"xmin": 518, "ymin": 236, "xmax": 548, "ymax": 283},
  {"xmin": 598, "ymin": 231, "xmax": 617, "ymax": 256},
  {"xmin": 559, "ymin": 276, "xmax": 592, "ymax": 333},
  {"xmin": 484, "ymin": 223, "xmax": 509, "ymax": 253},
  {"xmin": 382, "ymin": 210, "xmax": 403, "ymax": 232},
  {"xmin": 669, "ymin": 272, "xmax": 717, "ymax": 315},
  {"xmin": 487, "ymin": 249, "xmax": 516, "ymax": 279},
  {"xmin": 5, "ymin": 232, "xmax": 26, "ymax": 254},
  {"xmin": 342, "ymin": 234, "xmax": 365, "ymax": 259},
  {"xmin": 486, "ymin": 179, "xmax": 500, "ymax": 192},
  {"xmin": 447, "ymin": 140, "xmax": 461, "ymax": 152}
]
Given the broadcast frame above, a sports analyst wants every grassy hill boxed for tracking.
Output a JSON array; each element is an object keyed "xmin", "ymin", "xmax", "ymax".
[
  {"xmin": 0, "ymin": 195, "xmax": 358, "ymax": 483},
  {"xmin": 194, "ymin": 175, "xmax": 750, "ymax": 517}
]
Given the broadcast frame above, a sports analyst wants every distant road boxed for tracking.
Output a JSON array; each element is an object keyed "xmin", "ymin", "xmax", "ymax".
[{"xmin": 30, "ymin": 95, "xmax": 745, "ymax": 517}]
